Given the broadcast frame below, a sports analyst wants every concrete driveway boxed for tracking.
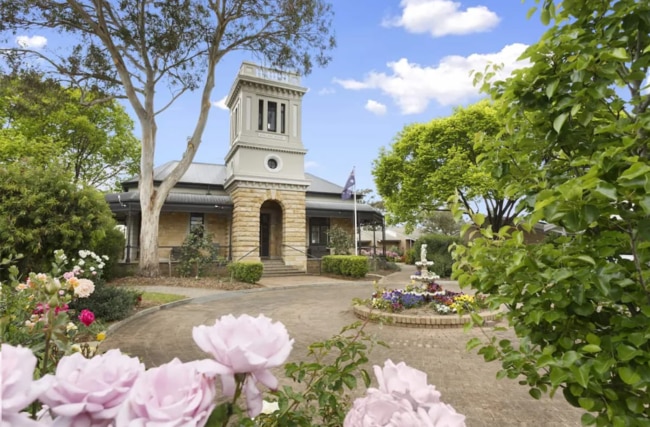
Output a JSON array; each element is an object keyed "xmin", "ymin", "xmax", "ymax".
[{"xmin": 103, "ymin": 271, "xmax": 583, "ymax": 426}]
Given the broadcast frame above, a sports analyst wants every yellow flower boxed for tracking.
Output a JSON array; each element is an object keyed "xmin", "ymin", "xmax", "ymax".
[
  {"xmin": 68, "ymin": 277, "xmax": 80, "ymax": 288},
  {"xmin": 71, "ymin": 344, "xmax": 82, "ymax": 353},
  {"xmin": 96, "ymin": 332, "xmax": 106, "ymax": 342}
]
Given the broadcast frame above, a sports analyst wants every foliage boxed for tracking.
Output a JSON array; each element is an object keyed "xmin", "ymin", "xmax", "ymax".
[
  {"xmin": 0, "ymin": 0, "xmax": 336, "ymax": 276},
  {"xmin": 0, "ymin": 71, "xmax": 141, "ymax": 189},
  {"xmin": 0, "ymin": 160, "xmax": 119, "ymax": 280},
  {"xmin": 419, "ymin": 211, "xmax": 464, "ymax": 236},
  {"xmin": 404, "ymin": 248, "xmax": 416, "ymax": 264},
  {"xmin": 328, "ymin": 225, "xmax": 353, "ymax": 255},
  {"xmin": 69, "ymin": 279, "xmax": 141, "ymax": 323},
  {"xmin": 414, "ymin": 234, "xmax": 459, "ymax": 278},
  {"xmin": 453, "ymin": 0, "xmax": 650, "ymax": 425},
  {"xmin": 0, "ymin": 250, "xmax": 102, "ymax": 378},
  {"xmin": 373, "ymin": 100, "xmax": 520, "ymax": 233},
  {"xmin": 91, "ymin": 226, "xmax": 125, "ymax": 281},
  {"xmin": 177, "ymin": 225, "xmax": 219, "ymax": 278},
  {"xmin": 251, "ymin": 321, "xmax": 386, "ymax": 427},
  {"xmin": 322, "ymin": 255, "xmax": 368, "ymax": 278},
  {"xmin": 228, "ymin": 262, "xmax": 263, "ymax": 284}
]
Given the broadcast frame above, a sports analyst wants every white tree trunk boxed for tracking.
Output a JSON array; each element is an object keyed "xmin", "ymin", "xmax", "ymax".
[{"xmin": 139, "ymin": 200, "xmax": 161, "ymax": 277}]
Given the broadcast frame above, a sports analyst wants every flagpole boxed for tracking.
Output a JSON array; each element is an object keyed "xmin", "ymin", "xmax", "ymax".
[{"xmin": 353, "ymin": 179, "xmax": 358, "ymax": 255}]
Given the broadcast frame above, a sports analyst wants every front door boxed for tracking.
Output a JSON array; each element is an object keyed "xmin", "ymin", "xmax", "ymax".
[{"xmin": 259, "ymin": 213, "xmax": 270, "ymax": 258}]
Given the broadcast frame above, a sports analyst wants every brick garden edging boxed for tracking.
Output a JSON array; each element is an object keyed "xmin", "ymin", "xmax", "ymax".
[{"xmin": 352, "ymin": 304, "xmax": 503, "ymax": 329}]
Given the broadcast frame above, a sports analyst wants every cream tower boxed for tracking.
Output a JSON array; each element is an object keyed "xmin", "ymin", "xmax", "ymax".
[{"xmin": 223, "ymin": 62, "xmax": 310, "ymax": 269}]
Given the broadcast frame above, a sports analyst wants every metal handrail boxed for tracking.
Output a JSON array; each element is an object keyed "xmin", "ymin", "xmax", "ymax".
[
  {"xmin": 283, "ymin": 244, "xmax": 322, "ymax": 274},
  {"xmin": 236, "ymin": 246, "xmax": 260, "ymax": 263}
]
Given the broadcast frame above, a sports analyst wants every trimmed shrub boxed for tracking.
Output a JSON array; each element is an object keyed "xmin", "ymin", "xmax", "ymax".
[
  {"xmin": 414, "ymin": 234, "xmax": 460, "ymax": 278},
  {"xmin": 322, "ymin": 255, "xmax": 368, "ymax": 278},
  {"xmin": 69, "ymin": 279, "xmax": 141, "ymax": 322},
  {"xmin": 228, "ymin": 261, "xmax": 263, "ymax": 284},
  {"xmin": 404, "ymin": 248, "xmax": 416, "ymax": 265}
]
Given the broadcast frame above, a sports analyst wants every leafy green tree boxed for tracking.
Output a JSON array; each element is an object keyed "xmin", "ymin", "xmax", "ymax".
[
  {"xmin": 373, "ymin": 100, "xmax": 519, "ymax": 233},
  {"xmin": 0, "ymin": 0, "xmax": 335, "ymax": 276},
  {"xmin": 0, "ymin": 71, "xmax": 140, "ymax": 189},
  {"xmin": 454, "ymin": 1, "xmax": 650, "ymax": 425},
  {"xmin": 419, "ymin": 211, "xmax": 464, "ymax": 236},
  {"xmin": 328, "ymin": 225, "xmax": 353, "ymax": 255},
  {"xmin": 0, "ymin": 159, "xmax": 119, "ymax": 278}
]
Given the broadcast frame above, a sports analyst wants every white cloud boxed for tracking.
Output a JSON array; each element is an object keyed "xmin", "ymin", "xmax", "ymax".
[
  {"xmin": 384, "ymin": 0, "xmax": 500, "ymax": 37},
  {"xmin": 304, "ymin": 160, "xmax": 319, "ymax": 170},
  {"xmin": 212, "ymin": 95, "xmax": 228, "ymax": 110},
  {"xmin": 318, "ymin": 87, "xmax": 336, "ymax": 95},
  {"xmin": 334, "ymin": 43, "xmax": 529, "ymax": 114},
  {"xmin": 365, "ymin": 99, "xmax": 387, "ymax": 115},
  {"xmin": 16, "ymin": 35, "xmax": 47, "ymax": 49}
]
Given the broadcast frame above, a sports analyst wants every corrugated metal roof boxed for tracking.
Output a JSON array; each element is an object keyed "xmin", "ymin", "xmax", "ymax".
[{"xmin": 122, "ymin": 161, "xmax": 347, "ymax": 195}]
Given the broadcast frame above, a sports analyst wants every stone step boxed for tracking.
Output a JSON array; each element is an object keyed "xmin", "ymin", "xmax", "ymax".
[{"xmin": 261, "ymin": 260, "xmax": 305, "ymax": 277}]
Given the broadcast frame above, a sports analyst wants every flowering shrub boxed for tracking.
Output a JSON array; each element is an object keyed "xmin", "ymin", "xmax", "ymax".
[
  {"xmin": 0, "ymin": 250, "xmax": 102, "ymax": 377},
  {"xmin": 367, "ymin": 280, "xmax": 483, "ymax": 315},
  {"xmin": 1, "ymin": 315, "xmax": 466, "ymax": 426}
]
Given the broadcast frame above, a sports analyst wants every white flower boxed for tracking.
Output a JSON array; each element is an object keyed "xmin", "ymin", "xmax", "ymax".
[
  {"xmin": 77, "ymin": 259, "xmax": 85, "ymax": 266},
  {"xmin": 66, "ymin": 323, "xmax": 78, "ymax": 333},
  {"xmin": 74, "ymin": 279, "xmax": 95, "ymax": 298},
  {"xmin": 102, "ymin": 255, "xmax": 109, "ymax": 261},
  {"xmin": 261, "ymin": 400, "xmax": 280, "ymax": 415}
]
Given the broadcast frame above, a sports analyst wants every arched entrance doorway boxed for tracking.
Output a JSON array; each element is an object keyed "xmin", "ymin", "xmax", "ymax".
[{"xmin": 259, "ymin": 200, "xmax": 283, "ymax": 259}]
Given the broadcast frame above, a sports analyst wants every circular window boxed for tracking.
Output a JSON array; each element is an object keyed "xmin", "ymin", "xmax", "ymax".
[{"xmin": 264, "ymin": 155, "xmax": 282, "ymax": 172}]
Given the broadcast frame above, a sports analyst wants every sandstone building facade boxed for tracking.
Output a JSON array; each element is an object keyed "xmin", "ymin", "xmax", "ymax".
[{"xmin": 106, "ymin": 62, "xmax": 384, "ymax": 272}]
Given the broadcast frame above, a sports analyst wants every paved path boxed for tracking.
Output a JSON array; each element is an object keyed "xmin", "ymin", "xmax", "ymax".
[{"xmin": 103, "ymin": 267, "xmax": 583, "ymax": 426}]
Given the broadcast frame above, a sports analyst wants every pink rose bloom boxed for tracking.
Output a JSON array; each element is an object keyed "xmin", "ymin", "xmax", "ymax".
[
  {"xmin": 78, "ymin": 309, "xmax": 95, "ymax": 326},
  {"xmin": 343, "ymin": 389, "xmax": 423, "ymax": 427},
  {"xmin": 39, "ymin": 349, "xmax": 144, "ymax": 426},
  {"xmin": 116, "ymin": 358, "xmax": 221, "ymax": 427},
  {"xmin": 74, "ymin": 279, "xmax": 95, "ymax": 298},
  {"xmin": 192, "ymin": 314, "xmax": 294, "ymax": 417},
  {"xmin": 374, "ymin": 359, "xmax": 441, "ymax": 408},
  {"xmin": 1, "ymin": 344, "xmax": 53, "ymax": 427},
  {"xmin": 421, "ymin": 402, "xmax": 466, "ymax": 426},
  {"xmin": 63, "ymin": 271, "xmax": 75, "ymax": 280},
  {"xmin": 54, "ymin": 303, "xmax": 69, "ymax": 315}
]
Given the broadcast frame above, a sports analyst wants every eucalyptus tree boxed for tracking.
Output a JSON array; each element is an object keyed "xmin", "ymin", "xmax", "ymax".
[{"xmin": 0, "ymin": 0, "xmax": 335, "ymax": 276}]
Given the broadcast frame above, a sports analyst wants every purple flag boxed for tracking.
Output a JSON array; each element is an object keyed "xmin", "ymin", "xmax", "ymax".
[{"xmin": 342, "ymin": 169, "xmax": 355, "ymax": 200}]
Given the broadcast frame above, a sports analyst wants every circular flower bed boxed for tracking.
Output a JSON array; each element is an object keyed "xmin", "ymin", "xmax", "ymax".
[{"xmin": 354, "ymin": 278, "xmax": 501, "ymax": 328}]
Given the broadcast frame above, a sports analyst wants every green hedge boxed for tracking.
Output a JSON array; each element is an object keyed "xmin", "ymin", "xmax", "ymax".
[
  {"xmin": 322, "ymin": 255, "xmax": 368, "ymax": 278},
  {"xmin": 228, "ymin": 261, "xmax": 263, "ymax": 283},
  {"xmin": 69, "ymin": 279, "xmax": 141, "ymax": 322},
  {"xmin": 413, "ymin": 234, "xmax": 460, "ymax": 278}
]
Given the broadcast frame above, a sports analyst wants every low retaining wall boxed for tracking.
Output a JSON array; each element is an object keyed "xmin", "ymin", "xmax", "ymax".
[{"xmin": 352, "ymin": 304, "xmax": 502, "ymax": 329}]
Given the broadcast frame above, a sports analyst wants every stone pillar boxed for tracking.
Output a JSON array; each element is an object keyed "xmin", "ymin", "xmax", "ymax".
[
  {"xmin": 230, "ymin": 187, "xmax": 264, "ymax": 262},
  {"xmin": 280, "ymin": 189, "xmax": 307, "ymax": 270}
]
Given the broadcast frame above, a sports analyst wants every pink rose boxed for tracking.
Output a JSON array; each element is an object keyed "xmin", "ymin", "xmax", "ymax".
[
  {"xmin": 74, "ymin": 279, "xmax": 95, "ymax": 298},
  {"xmin": 421, "ymin": 402, "xmax": 467, "ymax": 426},
  {"xmin": 192, "ymin": 314, "xmax": 294, "ymax": 417},
  {"xmin": 39, "ymin": 349, "xmax": 143, "ymax": 426},
  {"xmin": 78, "ymin": 309, "xmax": 95, "ymax": 326},
  {"xmin": 1, "ymin": 344, "xmax": 52, "ymax": 427},
  {"xmin": 374, "ymin": 359, "xmax": 441, "ymax": 408},
  {"xmin": 343, "ymin": 389, "xmax": 422, "ymax": 427},
  {"xmin": 345, "ymin": 360, "xmax": 466, "ymax": 427},
  {"xmin": 116, "ymin": 358, "xmax": 221, "ymax": 426},
  {"xmin": 54, "ymin": 303, "xmax": 69, "ymax": 315}
]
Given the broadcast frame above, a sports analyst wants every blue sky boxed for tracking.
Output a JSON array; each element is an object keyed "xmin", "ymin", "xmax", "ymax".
[{"xmin": 14, "ymin": 1, "xmax": 549, "ymax": 195}]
